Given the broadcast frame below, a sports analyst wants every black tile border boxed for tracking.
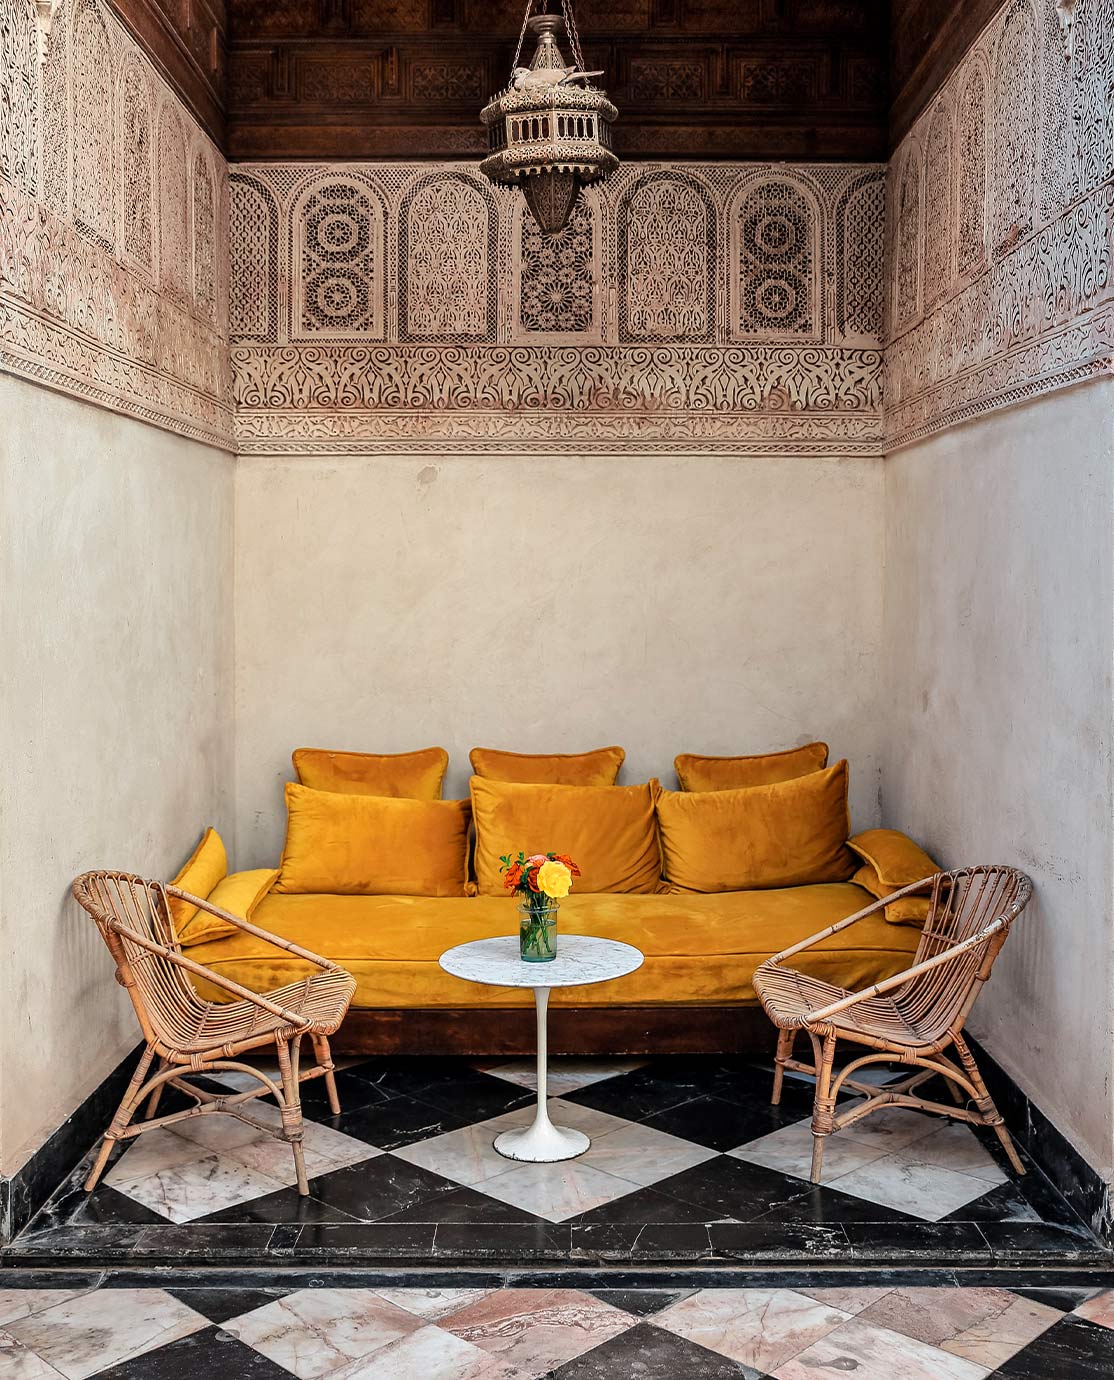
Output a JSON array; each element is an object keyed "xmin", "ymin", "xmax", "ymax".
[{"xmin": 0, "ymin": 1044, "xmax": 144, "ymax": 1246}]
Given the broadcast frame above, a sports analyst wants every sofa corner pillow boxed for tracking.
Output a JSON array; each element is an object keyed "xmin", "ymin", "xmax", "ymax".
[
  {"xmin": 276, "ymin": 782, "xmax": 470, "ymax": 897},
  {"xmin": 168, "ymin": 826, "xmax": 228, "ymax": 931},
  {"xmin": 179, "ymin": 868, "xmax": 278, "ymax": 947},
  {"xmin": 470, "ymin": 776, "xmax": 659, "ymax": 895},
  {"xmin": 674, "ymin": 742, "xmax": 829, "ymax": 792},
  {"xmin": 849, "ymin": 828, "xmax": 941, "ymax": 927},
  {"xmin": 468, "ymin": 745, "xmax": 625, "ymax": 787},
  {"xmin": 657, "ymin": 760, "xmax": 856, "ymax": 892},
  {"xmin": 292, "ymin": 746, "xmax": 448, "ymax": 799}
]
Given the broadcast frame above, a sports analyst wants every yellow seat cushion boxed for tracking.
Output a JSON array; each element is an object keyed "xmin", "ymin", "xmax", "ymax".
[
  {"xmin": 657, "ymin": 762, "xmax": 856, "ymax": 893},
  {"xmin": 293, "ymin": 746, "xmax": 448, "ymax": 799},
  {"xmin": 470, "ymin": 777, "xmax": 661, "ymax": 895},
  {"xmin": 469, "ymin": 746, "xmax": 625, "ymax": 786},
  {"xmin": 178, "ymin": 868, "xmax": 278, "ymax": 947},
  {"xmin": 275, "ymin": 783, "xmax": 472, "ymax": 897},
  {"xmin": 168, "ymin": 827, "xmax": 228, "ymax": 932},
  {"xmin": 187, "ymin": 884, "xmax": 920, "ymax": 1010},
  {"xmin": 675, "ymin": 742, "xmax": 829, "ymax": 792},
  {"xmin": 849, "ymin": 829, "xmax": 942, "ymax": 927}
]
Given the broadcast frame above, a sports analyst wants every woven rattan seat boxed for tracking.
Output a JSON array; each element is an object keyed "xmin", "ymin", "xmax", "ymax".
[
  {"xmin": 73, "ymin": 870, "xmax": 357, "ymax": 1196},
  {"xmin": 753, "ymin": 865, "xmax": 1032, "ymax": 1183}
]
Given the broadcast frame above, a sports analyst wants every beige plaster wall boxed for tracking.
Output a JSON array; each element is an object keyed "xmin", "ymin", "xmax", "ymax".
[
  {"xmin": 882, "ymin": 379, "xmax": 1114, "ymax": 1179},
  {"xmin": 0, "ymin": 374, "xmax": 235, "ymax": 1177},
  {"xmin": 234, "ymin": 452, "xmax": 884, "ymax": 866}
]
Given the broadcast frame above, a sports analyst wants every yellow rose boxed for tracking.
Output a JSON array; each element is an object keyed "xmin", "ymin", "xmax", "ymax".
[{"xmin": 536, "ymin": 859, "xmax": 573, "ymax": 899}]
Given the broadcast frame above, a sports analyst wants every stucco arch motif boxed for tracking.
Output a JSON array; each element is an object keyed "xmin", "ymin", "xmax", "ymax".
[
  {"xmin": 230, "ymin": 173, "xmax": 279, "ymax": 341},
  {"xmin": 991, "ymin": 0, "xmax": 1036, "ymax": 252},
  {"xmin": 835, "ymin": 172, "xmax": 884, "ymax": 341},
  {"xmin": 731, "ymin": 176, "xmax": 821, "ymax": 341},
  {"xmin": 72, "ymin": 0, "xmax": 115, "ymax": 250},
  {"xmin": 0, "ymin": 0, "xmax": 39, "ymax": 197},
  {"xmin": 400, "ymin": 172, "xmax": 495, "ymax": 341},
  {"xmin": 923, "ymin": 100, "xmax": 954, "ymax": 308},
  {"xmin": 515, "ymin": 190, "xmax": 599, "ymax": 340},
  {"xmin": 192, "ymin": 149, "xmax": 216, "ymax": 322},
  {"xmin": 956, "ymin": 56, "xmax": 988, "ymax": 278},
  {"xmin": 891, "ymin": 143, "xmax": 922, "ymax": 332},
  {"xmin": 119, "ymin": 58, "xmax": 153, "ymax": 271},
  {"xmin": 158, "ymin": 101, "xmax": 188, "ymax": 301},
  {"xmin": 619, "ymin": 172, "xmax": 715, "ymax": 341},
  {"xmin": 292, "ymin": 176, "xmax": 385, "ymax": 339}
]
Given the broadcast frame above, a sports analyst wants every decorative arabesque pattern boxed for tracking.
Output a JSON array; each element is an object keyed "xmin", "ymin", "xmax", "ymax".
[
  {"xmin": 733, "ymin": 178, "xmax": 818, "ymax": 339},
  {"xmin": 518, "ymin": 197, "xmax": 595, "ymax": 336},
  {"xmin": 293, "ymin": 179, "xmax": 383, "ymax": 339},
  {"xmin": 886, "ymin": 0, "xmax": 1114, "ymax": 452},
  {"xmin": 620, "ymin": 174, "xmax": 714, "ymax": 342},
  {"xmin": 922, "ymin": 104, "xmax": 953, "ymax": 309},
  {"xmin": 0, "ymin": 0, "xmax": 230, "ymax": 447},
  {"xmin": 836, "ymin": 174, "xmax": 884, "ymax": 340},
  {"xmin": 400, "ymin": 174, "xmax": 494, "ymax": 341},
  {"xmin": 230, "ymin": 174, "xmax": 277, "ymax": 341},
  {"xmin": 892, "ymin": 148, "xmax": 921, "ymax": 330}
]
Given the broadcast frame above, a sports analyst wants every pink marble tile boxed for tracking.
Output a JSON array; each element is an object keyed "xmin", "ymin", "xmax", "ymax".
[
  {"xmin": 857, "ymin": 1287, "xmax": 1060, "ymax": 1367},
  {"xmin": 1073, "ymin": 1289, "xmax": 1114, "ymax": 1330},
  {"xmin": 653, "ymin": 1288, "xmax": 851, "ymax": 1374},
  {"xmin": 440, "ymin": 1288, "xmax": 634, "ymax": 1372}
]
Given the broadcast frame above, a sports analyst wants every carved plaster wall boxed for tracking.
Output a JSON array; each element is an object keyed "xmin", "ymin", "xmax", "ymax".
[
  {"xmin": 0, "ymin": 0, "xmax": 232, "ymax": 449},
  {"xmin": 885, "ymin": 0, "xmax": 1114, "ymax": 451},
  {"xmin": 229, "ymin": 161, "xmax": 885, "ymax": 455}
]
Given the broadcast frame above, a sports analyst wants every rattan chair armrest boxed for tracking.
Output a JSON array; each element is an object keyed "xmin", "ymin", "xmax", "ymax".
[
  {"xmin": 800, "ymin": 915, "xmax": 1008, "ymax": 1026},
  {"xmin": 766, "ymin": 876, "xmax": 936, "ymax": 965},
  {"xmin": 110, "ymin": 918, "xmax": 314, "ymax": 1030},
  {"xmin": 165, "ymin": 886, "xmax": 340, "ymax": 972}
]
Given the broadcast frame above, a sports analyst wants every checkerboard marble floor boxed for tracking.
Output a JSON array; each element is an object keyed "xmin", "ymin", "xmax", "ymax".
[
  {"xmin": 5, "ymin": 1282, "xmax": 1114, "ymax": 1379},
  {"xmin": 13, "ymin": 1055, "xmax": 1102, "ymax": 1266}
]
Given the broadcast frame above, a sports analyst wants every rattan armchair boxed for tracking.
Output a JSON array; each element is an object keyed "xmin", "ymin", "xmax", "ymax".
[
  {"xmin": 73, "ymin": 870, "xmax": 357, "ymax": 1196},
  {"xmin": 753, "ymin": 864, "xmax": 1032, "ymax": 1184}
]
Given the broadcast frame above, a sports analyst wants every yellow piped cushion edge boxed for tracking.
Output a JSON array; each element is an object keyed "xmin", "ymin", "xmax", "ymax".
[{"xmin": 178, "ymin": 868, "xmax": 278, "ymax": 947}]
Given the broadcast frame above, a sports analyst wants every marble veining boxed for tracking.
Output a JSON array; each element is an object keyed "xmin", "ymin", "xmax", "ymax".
[
  {"xmin": 654, "ymin": 1287, "xmax": 852, "ymax": 1374},
  {"xmin": 439, "ymin": 936, "xmax": 643, "ymax": 990}
]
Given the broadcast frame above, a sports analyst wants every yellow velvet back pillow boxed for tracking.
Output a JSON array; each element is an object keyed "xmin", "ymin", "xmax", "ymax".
[
  {"xmin": 469, "ymin": 746, "xmax": 625, "ymax": 787},
  {"xmin": 276, "ymin": 783, "xmax": 471, "ymax": 896},
  {"xmin": 178, "ymin": 868, "xmax": 278, "ymax": 947},
  {"xmin": 293, "ymin": 746, "xmax": 448, "ymax": 799},
  {"xmin": 471, "ymin": 777, "xmax": 660, "ymax": 895},
  {"xmin": 168, "ymin": 826, "xmax": 228, "ymax": 930},
  {"xmin": 675, "ymin": 742, "xmax": 829, "ymax": 792},
  {"xmin": 849, "ymin": 829, "xmax": 941, "ymax": 927},
  {"xmin": 657, "ymin": 761, "xmax": 856, "ymax": 892}
]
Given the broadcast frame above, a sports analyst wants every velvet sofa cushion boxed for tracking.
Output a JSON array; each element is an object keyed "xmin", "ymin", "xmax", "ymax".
[
  {"xmin": 188, "ymin": 884, "xmax": 920, "ymax": 1010},
  {"xmin": 656, "ymin": 761, "xmax": 856, "ymax": 893},
  {"xmin": 470, "ymin": 776, "xmax": 661, "ymax": 895},
  {"xmin": 468, "ymin": 745, "xmax": 625, "ymax": 786},
  {"xmin": 849, "ymin": 828, "xmax": 942, "ymax": 927},
  {"xmin": 292, "ymin": 746, "xmax": 448, "ymax": 799},
  {"xmin": 674, "ymin": 742, "xmax": 828, "ymax": 792},
  {"xmin": 178, "ymin": 868, "xmax": 278, "ymax": 947},
  {"xmin": 275, "ymin": 783, "xmax": 471, "ymax": 897},
  {"xmin": 168, "ymin": 826, "xmax": 228, "ymax": 932}
]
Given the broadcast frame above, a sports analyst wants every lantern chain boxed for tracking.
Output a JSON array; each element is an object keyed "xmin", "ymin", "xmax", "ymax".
[{"xmin": 510, "ymin": 0, "xmax": 587, "ymax": 74}]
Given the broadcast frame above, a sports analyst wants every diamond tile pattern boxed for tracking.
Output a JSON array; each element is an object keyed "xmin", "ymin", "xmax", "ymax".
[{"xmin": 5, "ymin": 1284, "xmax": 1114, "ymax": 1379}]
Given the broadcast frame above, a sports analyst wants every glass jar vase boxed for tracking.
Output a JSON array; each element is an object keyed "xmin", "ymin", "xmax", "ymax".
[{"xmin": 518, "ymin": 897, "xmax": 558, "ymax": 962}]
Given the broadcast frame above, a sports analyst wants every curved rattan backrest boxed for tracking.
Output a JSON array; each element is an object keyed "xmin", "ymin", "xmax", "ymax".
[
  {"xmin": 902, "ymin": 864, "xmax": 1032, "ymax": 1038},
  {"xmin": 73, "ymin": 870, "xmax": 206, "ymax": 1049}
]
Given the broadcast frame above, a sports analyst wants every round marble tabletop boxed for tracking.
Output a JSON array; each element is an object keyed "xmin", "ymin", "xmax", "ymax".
[{"xmin": 439, "ymin": 934, "xmax": 644, "ymax": 989}]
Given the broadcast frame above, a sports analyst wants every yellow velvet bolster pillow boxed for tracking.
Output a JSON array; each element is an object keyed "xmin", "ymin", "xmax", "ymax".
[
  {"xmin": 276, "ymin": 782, "xmax": 471, "ymax": 897},
  {"xmin": 178, "ymin": 868, "xmax": 278, "ymax": 947},
  {"xmin": 168, "ymin": 826, "xmax": 228, "ymax": 930},
  {"xmin": 292, "ymin": 746, "xmax": 448, "ymax": 799},
  {"xmin": 470, "ymin": 776, "xmax": 661, "ymax": 895},
  {"xmin": 849, "ymin": 829, "xmax": 941, "ymax": 927},
  {"xmin": 657, "ymin": 761, "xmax": 856, "ymax": 892},
  {"xmin": 675, "ymin": 742, "xmax": 829, "ymax": 792},
  {"xmin": 469, "ymin": 745, "xmax": 625, "ymax": 787}
]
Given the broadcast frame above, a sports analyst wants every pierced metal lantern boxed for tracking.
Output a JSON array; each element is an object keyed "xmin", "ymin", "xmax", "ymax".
[{"xmin": 480, "ymin": 2, "xmax": 618, "ymax": 236}]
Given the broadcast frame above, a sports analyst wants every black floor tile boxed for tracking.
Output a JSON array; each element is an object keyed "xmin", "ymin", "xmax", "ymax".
[
  {"xmin": 989, "ymin": 1314, "xmax": 1114, "ymax": 1378},
  {"xmin": 305, "ymin": 1156, "xmax": 460, "ymax": 1222},
  {"xmin": 132, "ymin": 1224, "xmax": 280, "ymax": 1258},
  {"xmin": 1011, "ymin": 1286, "xmax": 1105, "ymax": 1313},
  {"xmin": 94, "ymin": 1325, "xmax": 293, "ymax": 1379},
  {"xmin": 200, "ymin": 1184, "xmax": 357, "ymax": 1225},
  {"xmin": 571, "ymin": 1221, "xmax": 719, "ymax": 1261},
  {"xmin": 650, "ymin": 1154, "xmax": 812, "ymax": 1223},
  {"xmin": 844, "ymin": 1219, "xmax": 994, "ymax": 1259},
  {"xmin": 166, "ymin": 1288, "xmax": 290, "ymax": 1325},
  {"xmin": 755, "ymin": 1182, "xmax": 918, "ymax": 1227},
  {"xmin": 979, "ymin": 1220, "xmax": 1101, "ymax": 1258},
  {"xmin": 378, "ymin": 1183, "xmax": 543, "ymax": 1224},
  {"xmin": 585, "ymin": 1288, "xmax": 697, "ymax": 1316},
  {"xmin": 31, "ymin": 1182, "xmax": 166, "ymax": 1229},
  {"xmin": 296, "ymin": 1069, "xmax": 392, "ymax": 1117},
  {"xmin": 707, "ymin": 1219, "xmax": 851, "ymax": 1260},
  {"xmin": 944, "ymin": 1166, "xmax": 1088, "ymax": 1229},
  {"xmin": 430, "ymin": 1220, "xmax": 571, "ymax": 1259},
  {"xmin": 562, "ymin": 1065, "xmax": 711, "ymax": 1122},
  {"xmin": 406, "ymin": 1071, "xmax": 536, "ymax": 1122},
  {"xmin": 570, "ymin": 1185, "xmax": 722, "ymax": 1226},
  {"xmin": 294, "ymin": 1220, "xmax": 439, "ymax": 1255},
  {"xmin": 323, "ymin": 1095, "xmax": 471, "ymax": 1150},
  {"xmin": 640, "ymin": 1092, "xmax": 812, "ymax": 1151},
  {"xmin": 549, "ymin": 1320, "xmax": 765, "ymax": 1378}
]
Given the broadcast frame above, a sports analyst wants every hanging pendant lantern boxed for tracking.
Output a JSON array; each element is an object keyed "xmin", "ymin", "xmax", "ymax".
[{"xmin": 480, "ymin": 2, "xmax": 618, "ymax": 236}]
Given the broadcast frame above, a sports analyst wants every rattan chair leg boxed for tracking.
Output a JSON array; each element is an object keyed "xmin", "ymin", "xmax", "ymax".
[
  {"xmin": 772, "ymin": 1028, "xmax": 795, "ymax": 1106},
  {"xmin": 85, "ymin": 1046, "xmax": 155, "ymax": 1192},
  {"xmin": 276, "ymin": 1035, "xmax": 309, "ymax": 1196},
  {"xmin": 312, "ymin": 1033, "xmax": 341, "ymax": 1115},
  {"xmin": 810, "ymin": 1033, "xmax": 838, "ymax": 1184},
  {"xmin": 952, "ymin": 1033, "xmax": 1026, "ymax": 1175},
  {"xmin": 144, "ymin": 1058, "xmax": 170, "ymax": 1120}
]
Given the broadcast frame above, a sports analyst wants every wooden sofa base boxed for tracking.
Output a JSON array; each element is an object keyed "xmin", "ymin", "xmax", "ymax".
[{"xmin": 333, "ymin": 1006, "xmax": 777, "ymax": 1057}]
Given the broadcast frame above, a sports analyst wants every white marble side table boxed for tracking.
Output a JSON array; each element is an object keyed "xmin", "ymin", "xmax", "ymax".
[{"xmin": 439, "ymin": 934, "xmax": 644, "ymax": 1163}]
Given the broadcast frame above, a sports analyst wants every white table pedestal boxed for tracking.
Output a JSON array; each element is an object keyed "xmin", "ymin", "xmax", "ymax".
[{"xmin": 493, "ymin": 989, "xmax": 589, "ymax": 1163}]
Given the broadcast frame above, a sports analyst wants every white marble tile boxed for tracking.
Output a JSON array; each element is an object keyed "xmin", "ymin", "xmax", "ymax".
[
  {"xmin": 1073, "ymin": 1288, "xmax": 1114, "ymax": 1329},
  {"xmin": 6, "ymin": 1289, "xmax": 207, "ymax": 1380},
  {"xmin": 654, "ymin": 1288, "xmax": 851, "ymax": 1374},
  {"xmin": 825, "ymin": 1154, "xmax": 995, "ymax": 1221},
  {"xmin": 0, "ymin": 1330, "xmax": 68, "ymax": 1379},
  {"xmin": 206, "ymin": 1063, "xmax": 282, "ymax": 1093},
  {"xmin": 729, "ymin": 1119, "xmax": 891, "ymax": 1182},
  {"xmin": 372, "ymin": 1288, "xmax": 494, "ymax": 1321},
  {"xmin": 477, "ymin": 1058, "xmax": 646, "ymax": 1096},
  {"xmin": 508, "ymin": 1098, "xmax": 632, "ymax": 1139},
  {"xmin": 834, "ymin": 1104, "xmax": 945, "ymax": 1153},
  {"xmin": 478, "ymin": 1159, "xmax": 641, "ymax": 1222},
  {"xmin": 329, "ymin": 1323, "xmax": 528, "ymax": 1380},
  {"xmin": 580, "ymin": 1121, "xmax": 718, "ymax": 1185},
  {"xmin": 171, "ymin": 1109, "xmax": 282, "ymax": 1152},
  {"xmin": 222, "ymin": 1289, "xmax": 424, "ymax": 1380},
  {"xmin": 772, "ymin": 1316, "xmax": 991, "ymax": 1380},
  {"xmin": 113, "ymin": 1153, "xmax": 288, "ymax": 1223},
  {"xmin": 0, "ymin": 1290, "xmax": 94, "ymax": 1328},
  {"xmin": 392, "ymin": 1119, "xmax": 520, "ymax": 1187},
  {"xmin": 903, "ymin": 1124, "xmax": 1007, "ymax": 1185},
  {"xmin": 103, "ymin": 1128, "xmax": 212, "ymax": 1186}
]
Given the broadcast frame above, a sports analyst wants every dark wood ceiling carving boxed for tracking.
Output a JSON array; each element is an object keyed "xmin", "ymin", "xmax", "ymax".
[
  {"xmin": 224, "ymin": 0, "xmax": 889, "ymax": 162},
  {"xmin": 888, "ymin": 0, "xmax": 1005, "ymax": 147},
  {"xmin": 107, "ymin": 0, "xmax": 227, "ymax": 144}
]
